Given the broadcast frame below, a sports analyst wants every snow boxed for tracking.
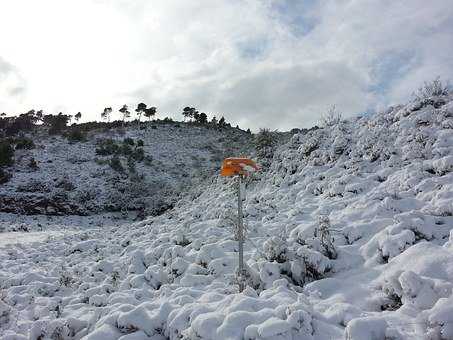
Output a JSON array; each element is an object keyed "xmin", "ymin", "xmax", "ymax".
[
  {"xmin": 0, "ymin": 122, "xmax": 252, "ymax": 217},
  {"xmin": 345, "ymin": 316, "xmax": 388, "ymax": 340},
  {"xmin": 1, "ymin": 94, "xmax": 453, "ymax": 339},
  {"xmin": 0, "ymin": 231, "xmax": 62, "ymax": 247}
]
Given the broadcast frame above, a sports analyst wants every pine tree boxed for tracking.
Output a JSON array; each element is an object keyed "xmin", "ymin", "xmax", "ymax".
[
  {"xmin": 36, "ymin": 110, "xmax": 43, "ymax": 122},
  {"xmin": 119, "ymin": 105, "xmax": 130, "ymax": 124},
  {"xmin": 144, "ymin": 107, "xmax": 157, "ymax": 121},
  {"xmin": 135, "ymin": 103, "xmax": 147, "ymax": 122},
  {"xmin": 198, "ymin": 112, "xmax": 208, "ymax": 124},
  {"xmin": 101, "ymin": 107, "xmax": 112, "ymax": 122},
  {"xmin": 182, "ymin": 107, "xmax": 198, "ymax": 121},
  {"xmin": 254, "ymin": 128, "xmax": 277, "ymax": 167}
]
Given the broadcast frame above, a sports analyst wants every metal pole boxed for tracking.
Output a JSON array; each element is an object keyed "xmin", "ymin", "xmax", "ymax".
[{"xmin": 238, "ymin": 175, "xmax": 245, "ymax": 292}]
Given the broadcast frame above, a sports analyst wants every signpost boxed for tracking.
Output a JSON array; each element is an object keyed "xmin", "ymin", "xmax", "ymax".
[{"xmin": 221, "ymin": 158, "xmax": 259, "ymax": 292}]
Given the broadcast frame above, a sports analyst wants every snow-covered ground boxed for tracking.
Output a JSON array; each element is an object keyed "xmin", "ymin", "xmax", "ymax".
[
  {"xmin": 0, "ymin": 232, "xmax": 65, "ymax": 247},
  {"xmin": 0, "ymin": 213, "xmax": 132, "ymax": 233},
  {"xmin": 1, "ymin": 94, "xmax": 453, "ymax": 339},
  {"xmin": 0, "ymin": 122, "xmax": 252, "ymax": 216},
  {"xmin": 0, "ymin": 212, "xmax": 135, "ymax": 248}
]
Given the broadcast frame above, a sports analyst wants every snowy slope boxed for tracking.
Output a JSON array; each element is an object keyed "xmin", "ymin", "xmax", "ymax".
[
  {"xmin": 0, "ymin": 122, "xmax": 253, "ymax": 219},
  {"xmin": 1, "ymin": 94, "xmax": 453, "ymax": 339}
]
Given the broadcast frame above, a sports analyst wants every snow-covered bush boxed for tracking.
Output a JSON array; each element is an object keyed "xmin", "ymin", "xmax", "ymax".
[
  {"xmin": 426, "ymin": 296, "xmax": 453, "ymax": 339},
  {"xmin": 109, "ymin": 155, "xmax": 124, "ymax": 172},
  {"xmin": 16, "ymin": 179, "xmax": 49, "ymax": 193},
  {"xmin": 362, "ymin": 223, "xmax": 416, "ymax": 263},
  {"xmin": 0, "ymin": 163, "xmax": 12, "ymax": 182},
  {"xmin": 413, "ymin": 77, "xmax": 449, "ymax": 101},
  {"xmin": 263, "ymin": 236, "xmax": 288, "ymax": 263},
  {"xmin": 345, "ymin": 316, "xmax": 389, "ymax": 340},
  {"xmin": 259, "ymin": 235, "xmax": 331, "ymax": 288},
  {"xmin": 0, "ymin": 299, "xmax": 10, "ymax": 327},
  {"xmin": 66, "ymin": 128, "xmax": 86, "ymax": 143},
  {"xmin": 313, "ymin": 215, "xmax": 337, "ymax": 259},
  {"xmin": 58, "ymin": 269, "xmax": 76, "ymax": 288},
  {"xmin": 0, "ymin": 140, "xmax": 14, "ymax": 167},
  {"xmin": 14, "ymin": 137, "xmax": 35, "ymax": 150},
  {"xmin": 320, "ymin": 104, "xmax": 342, "ymax": 127},
  {"xmin": 382, "ymin": 270, "xmax": 451, "ymax": 311}
]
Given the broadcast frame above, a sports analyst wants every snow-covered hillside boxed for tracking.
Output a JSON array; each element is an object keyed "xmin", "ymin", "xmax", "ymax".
[
  {"xmin": 0, "ymin": 122, "xmax": 253, "ymax": 220},
  {"xmin": 1, "ymin": 93, "xmax": 453, "ymax": 339}
]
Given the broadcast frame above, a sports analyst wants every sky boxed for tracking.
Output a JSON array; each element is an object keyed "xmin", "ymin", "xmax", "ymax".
[{"xmin": 0, "ymin": 0, "xmax": 452, "ymax": 131}]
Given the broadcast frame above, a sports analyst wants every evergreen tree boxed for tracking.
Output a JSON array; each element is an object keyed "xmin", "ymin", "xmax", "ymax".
[
  {"xmin": 198, "ymin": 112, "xmax": 208, "ymax": 124},
  {"xmin": 218, "ymin": 116, "xmax": 226, "ymax": 127},
  {"xmin": 135, "ymin": 103, "xmax": 147, "ymax": 122},
  {"xmin": 36, "ymin": 110, "xmax": 43, "ymax": 122},
  {"xmin": 254, "ymin": 128, "xmax": 277, "ymax": 167},
  {"xmin": 101, "ymin": 107, "xmax": 112, "ymax": 122},
  {"xmin": 43, "ymin": 113, "xmax": 70, "ymax": 134},
  {"xmin": 182, "ymin": 107, "xmax": 198, "ymax": 121},
  {"xmin": 119, "ymin": 105, "xmax": 130, "ymax": 123},
  {"xmin": 193, "ymin": 111, "xmax": 200, "ymax": 122},
  {"xmin": 144, "ymin": 107, "xmax": 157, "ymax": 121}
]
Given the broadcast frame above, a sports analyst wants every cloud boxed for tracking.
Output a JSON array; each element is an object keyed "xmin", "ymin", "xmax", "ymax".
[
  {"xmin": 0, "ymin": 0, "xmax": 452, "ymax": 129},
  {"xmin": 0, "ymin": 57, "xmax": 26, "ymax": 112},
  {"xmin": 142, "ymin": 60, "xmax": 369, "ymax": 129},
  {"xmin": 305, "ymin": 0, "xmax": 453, "ymax": 108}
]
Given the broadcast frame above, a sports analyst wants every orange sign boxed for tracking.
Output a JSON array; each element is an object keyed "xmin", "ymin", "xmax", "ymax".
[{"xmin": 220, "ymin": 158, "xmax": 259, "ymax": 177}]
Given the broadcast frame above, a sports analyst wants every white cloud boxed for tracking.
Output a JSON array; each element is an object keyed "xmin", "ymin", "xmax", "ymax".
[
  {"xmin": 0, "ymin": 57, "xmax": 26, "ymax": 112},
  {"xmin": 0, "ymin": 0, "xmax": 452, "ymax": 130}
]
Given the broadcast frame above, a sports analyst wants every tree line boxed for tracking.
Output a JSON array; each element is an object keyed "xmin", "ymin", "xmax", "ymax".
[{"xmin": 0, "ymin": 103, "xmax": 238, "ymax": 137}]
